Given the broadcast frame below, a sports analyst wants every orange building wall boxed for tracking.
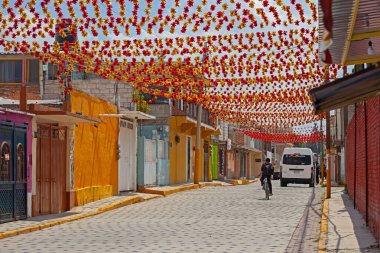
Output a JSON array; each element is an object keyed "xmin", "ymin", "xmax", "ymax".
[{"xmin": 70, "ymin": 90, "xmax": 118, "ymax": 205}]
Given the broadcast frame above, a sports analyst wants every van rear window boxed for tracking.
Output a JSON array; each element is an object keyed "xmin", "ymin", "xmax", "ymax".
[{"xmin": 283, "ymin": 154, "xmax": 311, "ymax": 165}]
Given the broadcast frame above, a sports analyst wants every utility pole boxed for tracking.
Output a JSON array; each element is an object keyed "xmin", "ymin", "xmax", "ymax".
[
  {"xmin": 326, "ymin": 111, "xmax": 331, "ymax": 198},
  {"xmin": 325, "ymin": 66, "xmax": 331, "ymax": 199},
  {"xmin": 320, "ymin": 118, "xmax": 324, "ymax": 185},
  {"xmin": 194, "ymin": 43, "xmax": 208, "ymax": 184}
]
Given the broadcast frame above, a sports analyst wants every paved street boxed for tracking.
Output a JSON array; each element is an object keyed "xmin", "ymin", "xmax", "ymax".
[{"xmin": 1, "ymin": 181, "xmax": 317, "ymax": 253}]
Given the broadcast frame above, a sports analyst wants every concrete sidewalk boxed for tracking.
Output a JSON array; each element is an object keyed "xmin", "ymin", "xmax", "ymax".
[
  {"xmin": 324, "ymin": 187, "xmax": 380, "ymax": 253},
  {"xmin": 0, "ymin": 192, "xmax": 160, "ymax": 239},
  {"xmin": 0, "ymin": 180, "xmax": 254, "ymax": 240}
]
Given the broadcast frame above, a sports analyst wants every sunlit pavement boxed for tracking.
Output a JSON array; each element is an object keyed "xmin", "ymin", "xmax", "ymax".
[{"xmin": 1, "ymin": 181, "xmax": 315, "ymax": 253}]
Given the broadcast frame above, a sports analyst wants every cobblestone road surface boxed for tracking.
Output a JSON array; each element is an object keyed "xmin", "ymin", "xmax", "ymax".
[{"xmin": 1, "ymin": 181, "xmax": 315, "ymax": 253}]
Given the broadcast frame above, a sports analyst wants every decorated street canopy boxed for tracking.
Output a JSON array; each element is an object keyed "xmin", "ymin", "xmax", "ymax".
[{"xmin": 0, "ymin": 0, "xmax": 341, "ymax": 142}]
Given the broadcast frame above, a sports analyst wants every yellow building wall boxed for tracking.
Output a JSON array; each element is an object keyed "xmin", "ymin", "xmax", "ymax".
[
  {"xmin": 169, "ymin": 117, "xmax": 212, "ymax": 184},
  {"xmin": 70, "ymin": 90, "xmax": 119, "ymax": 206}
]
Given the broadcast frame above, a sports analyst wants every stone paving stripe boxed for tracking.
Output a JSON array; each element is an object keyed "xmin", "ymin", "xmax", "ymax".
[
  {"xmin": 0, "ymin": 182, "xmax": 253, "ymax": 240},
  {"xmin": 0, "ymin": 196, "xmax": 143, "ymax": 240},
  {"xmin": 318, "ymin": 193, "xmax": 329, "ymax": 253}
]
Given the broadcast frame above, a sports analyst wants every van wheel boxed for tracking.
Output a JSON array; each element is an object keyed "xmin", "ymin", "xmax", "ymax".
[{"xmin": 281, "ymin": 181, "xmax": 287, "ymax": 187}]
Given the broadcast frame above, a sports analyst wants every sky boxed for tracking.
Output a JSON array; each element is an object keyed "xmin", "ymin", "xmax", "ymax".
[{"xmin": 0, "ymin": 0, "xmax": 345, "ymax": 133}]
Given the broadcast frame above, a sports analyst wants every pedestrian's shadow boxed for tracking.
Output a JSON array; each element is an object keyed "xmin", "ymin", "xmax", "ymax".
[{"xmin": 258, "ymin": 198, "xmax": 271, "ymax": 201}]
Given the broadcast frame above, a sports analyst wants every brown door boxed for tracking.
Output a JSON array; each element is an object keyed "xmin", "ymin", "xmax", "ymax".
[
  {"xmin": 34, "ymin": 125, "xmax": 67, "ymax": 216},
  {"xmin": 204, "ymin": 141, "xmax": 209, "ymax": 181}
]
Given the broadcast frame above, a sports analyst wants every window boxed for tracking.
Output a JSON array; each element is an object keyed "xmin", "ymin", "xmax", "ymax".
[
  {"xmin": 282, "ymin": 154, "xmax": 311, "ymax": 165},
  {"xmin": 47, "ymin": 63, "xmax": 58, "ymax": 80},
  {"xmin": 0, "ymin": 60, "xmax": 22, "ymax": 83},
  {"xmin": 0, "ymin": 59, "xmax": 39, "ymax": 84},
  {"xmin": 28, "ymin": 59, "xmax": 39, "ymax": 85},
  {"xmin": 178, "ymin": 100, "xmax": 184, "ymax": 111},
  {"xmin": 47, "ymin": 63, "xmax": 100, "ymax": 80},
  {"xmin": 16, "ymin": 144, "xmax": 25, "ymax": 182},
  {"xmin": 1, "ymin": 142, "xmax": 11, "ymax": 181}
]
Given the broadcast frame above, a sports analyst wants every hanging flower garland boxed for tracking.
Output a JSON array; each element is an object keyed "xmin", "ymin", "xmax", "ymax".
[{"xmin": 240, "ymin": 129, "xmax": 325, "ymax": 143}]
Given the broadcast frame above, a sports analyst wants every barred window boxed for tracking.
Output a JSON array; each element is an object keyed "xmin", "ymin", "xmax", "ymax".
[
  {"xmin": 0, "ymin": 142, "xmax": 11, "ymax": 181},
  {"xmin": 16, "ymin": 144, "xmax": 25, "ymax": 182}
]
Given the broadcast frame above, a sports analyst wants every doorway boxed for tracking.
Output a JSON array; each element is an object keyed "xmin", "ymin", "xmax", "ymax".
[
  {"xmin": 118, "ymin": 119, "xmax": 136, "ymax": 192},
  {"xmin": 0, "ymin": 122, "xmax": 27, "ymax": 223},
  {"xmin": 34, "ymin": 125, "xmax": 67, "ymax": 216},
  {"xmin": 186, "ymin": 136, "xmax": 191, "ymax": 182},
  {"xmin": 204, "ymin": 141, "xmax": 209, "ymax": 182}
]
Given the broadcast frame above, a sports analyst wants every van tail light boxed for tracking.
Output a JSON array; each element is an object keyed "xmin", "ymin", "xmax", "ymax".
[
  {"xmin": 311, "ymin": 167, "xmax": 314, "ymax": 175},
  {"xmin": 280, "ymin": 165, "xmax": 283, "ymax": 176}
]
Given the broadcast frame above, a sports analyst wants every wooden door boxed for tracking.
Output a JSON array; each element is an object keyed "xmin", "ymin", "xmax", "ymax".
[
  {"xmin": 35, "ymin": 125, "xmax": 67, "ymax": 216},
  {"xmin": 38, "ymin": 126, "xmax": 51, "ymax": 214},
  {"xmin": 50, "ymin": 127, "xmax": 67, "ymax": 213}
]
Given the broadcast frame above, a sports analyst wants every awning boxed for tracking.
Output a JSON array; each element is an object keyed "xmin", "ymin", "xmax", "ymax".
[
  {"xmin": 99, "ymin": 111, "xmax": 156, "ymax": 120},
  {"xmin": 319, "ymin": 0, "xmax": 380, "ymax": 65},
  {"xmin": 310, "ymin": 66, "xmax": 380, "ymax": 114},
  {"xmin": 35, "ymin": 111, "xmax": 101, "ymax": 124},
  {"xmin": 0, "ymin": 107, "xmax": 35, "ymax": 117}
]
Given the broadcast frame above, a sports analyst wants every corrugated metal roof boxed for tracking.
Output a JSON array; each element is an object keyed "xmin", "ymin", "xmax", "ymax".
[
  {"xmin": 319, "ymin": 0, "xmax": 380, "ymax": 65},
  {"xmin": 310, "ymin": 66, "xmax": 380, "ymax": 113},
  {"xmin": 318, "ymin": 0, "xmax": 355, "ymax": 65}
]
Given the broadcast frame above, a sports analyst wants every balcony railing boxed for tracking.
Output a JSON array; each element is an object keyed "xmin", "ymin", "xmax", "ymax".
[{"xmin": 172, "ymin": 101, "xmax": 212, "ymax": 126}]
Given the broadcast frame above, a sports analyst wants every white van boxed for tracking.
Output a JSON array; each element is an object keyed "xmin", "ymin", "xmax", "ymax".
[{"xmin": 280, "ymin": 148, "xmax": 314, "ymax": 187}]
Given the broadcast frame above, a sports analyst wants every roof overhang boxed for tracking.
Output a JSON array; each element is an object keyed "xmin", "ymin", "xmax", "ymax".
[
  {"xmin": 35, "ymin": 111, "xmax": 101, "ymax": 124},
  {"xmin": 172, "ymin": 116, "xmax": 221, "ymax": 136},
  {"xmin": 0, "ymin": 98, "xmax": 62, "ymax": 106},
  {"xmin": 0, "ymin": 107, "xmax": 35, "ymax": 117},
  {"xmin": 319, "ymin": 0, "xmax": 380, "ymax": 65},
  {"xmin": 310, "ymin": 66, "xmax": 380, "ymax": 114},
  {"xmin": 99, "ymin": 111, "xmax": 156, "ymax": 120}
]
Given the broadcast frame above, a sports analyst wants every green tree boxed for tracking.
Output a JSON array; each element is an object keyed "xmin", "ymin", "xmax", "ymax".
[{"xmin": 132, "ymin": 90, "xmax": 150, "ymax": 113}]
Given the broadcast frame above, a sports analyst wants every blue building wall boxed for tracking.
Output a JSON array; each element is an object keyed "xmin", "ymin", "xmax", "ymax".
[{"xmin": 137, "ymin": 125, "xmax": 170, "ymax": 187}]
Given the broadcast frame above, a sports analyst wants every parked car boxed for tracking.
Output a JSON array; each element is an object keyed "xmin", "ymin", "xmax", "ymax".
[
  {"xmin": 273, "ymin": 166, "xmax": 281, "ymax": 180},
  {"xmin": 280, "ymin": 148, "xmax": 314, "ymax": 187}
]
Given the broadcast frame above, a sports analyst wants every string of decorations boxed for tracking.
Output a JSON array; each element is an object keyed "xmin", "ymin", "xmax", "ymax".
[
  {"xmin": 240, "ymin": 129, "xmax": 325, "ymax": 143},
  {"xmin": 0, "ymin": 0, "xmax": 338, "ymax": 136}
]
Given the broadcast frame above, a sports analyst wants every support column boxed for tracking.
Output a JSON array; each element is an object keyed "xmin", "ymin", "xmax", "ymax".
[
  {"xmin": 320, "ymin": 118, "xmax": 324, "ymax": 185},
  {"xmin": 66, "ymin": 125, "xmax": 76, "ymax": 210},
  {"xmin": 326, "ymin": 112, "xmax": 331, "ymax": 199},
  {"xmin": 194, "ymin": 103, "xmax": 202, "ymax": 184}
]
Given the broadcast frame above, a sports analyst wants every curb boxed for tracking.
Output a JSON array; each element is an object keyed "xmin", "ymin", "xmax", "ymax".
[
  {"xmin": 231, "ymin": 179, "xmax": 257, "ymax": 186},
  {"xmin": 199, "ymin": 182, "xmax": 230, "ymax": 187},
  {"xmin": 318, "ymin": 194, "xmax": 329, "ymax": 253},
  {"xmin": 140, "ymin": 180, "xmax": 257, "ymax": 196},
  {"xmin": 0, "ymin": 195, "xmax": 157, "ymax": 240},
  {"xmin": 140, "ymin": 184, "xmax": 200, "ymax": 196}
]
